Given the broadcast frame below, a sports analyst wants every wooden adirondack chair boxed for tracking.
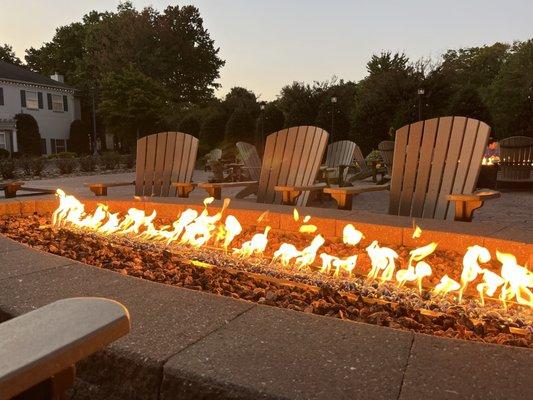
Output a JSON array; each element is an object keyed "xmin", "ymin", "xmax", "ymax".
[
  {"xmin": 236, "ymin": 141, "xmax": 261, "ymax": 180},
  {"xmin": 200, "ymin": 126, "xmax": 329, "ymax": 206},
  {"xmin": 497, "ymin": 136, "xmax": 533, "ymax": 183},
  {"xmin": 324, "ymin": 117, "xmax": 500, "ymax": 222},
  {"xmin": 378, "ymin": 140, "xmax": 395, "ymax": 175},
  {"xmin": 320, "ymin": 140, "xmax": 357, "ymax": 186},
  {"xmin": 0, "ymin": 297, "xmax": 130, "ymax": 399},
  {"xmin": 86, "ymin": 132, "xmax": 199, "ymax": 198}
]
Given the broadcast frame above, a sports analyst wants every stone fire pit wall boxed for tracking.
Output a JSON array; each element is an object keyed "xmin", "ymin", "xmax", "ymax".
[{"xmin": 0, "ymin": 196, "xmax": 531, "ymax": 400}]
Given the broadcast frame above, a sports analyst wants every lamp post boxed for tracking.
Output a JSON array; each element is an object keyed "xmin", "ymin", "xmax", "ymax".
[
  {"xmin": 330, "ymin": 96, "xmax": 337, "ymax": 141},
  {"xmin": 91, "ymin": 87, "xmax": 98, "ymax": 155},
  {"xmin": 417, "ymin": 88, "xmax": 425, "ymax": 121},
  {"xmin": 259, "ymin": 102, "xmax": 266, "ymax": 151}
]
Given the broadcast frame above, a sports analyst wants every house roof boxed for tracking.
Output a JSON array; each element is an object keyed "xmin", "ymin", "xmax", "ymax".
[{"xmin": 0, "ymin": 61, "xmax": 74, "ymax": 91}]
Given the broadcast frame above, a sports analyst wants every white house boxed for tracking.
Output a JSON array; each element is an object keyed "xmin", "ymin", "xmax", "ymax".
[{"xmin": 0, "ymin": 60, "xmax": 80, "ymax": 155}]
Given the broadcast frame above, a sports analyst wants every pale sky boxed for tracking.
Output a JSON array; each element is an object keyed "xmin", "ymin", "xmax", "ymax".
[{"xmin": 0, "ymin": 0, "xmax": 532, "ymax": 100}]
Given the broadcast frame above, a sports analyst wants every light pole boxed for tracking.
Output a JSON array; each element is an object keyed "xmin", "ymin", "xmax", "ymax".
[
  {"xmin": 259, "ymin": 102, "xmax": 266, "ymax": 152},
  {"xmin": 330, "ymin": 96, "xmax": 337, "ymax": 141},
  {"xmin": 91, "ymin": 87, "xmax": 98, "ymax": 155},
  {"xmin": 417, "ymin": 88, "xmax": 425, "ymax": 121}
]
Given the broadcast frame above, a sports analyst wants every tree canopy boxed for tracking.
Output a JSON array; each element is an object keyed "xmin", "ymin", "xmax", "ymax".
[{"xmin": 0, "ymin": 44, "xmax": 22, "ymax": 65}]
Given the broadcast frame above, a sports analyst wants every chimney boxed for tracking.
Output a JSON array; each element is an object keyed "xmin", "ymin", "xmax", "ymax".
[{"xmin": 50, "ymin": 72, "xmax": 64, "ymax": 83}]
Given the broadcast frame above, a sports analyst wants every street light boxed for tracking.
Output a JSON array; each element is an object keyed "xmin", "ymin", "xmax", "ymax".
[
  {"xmin": 330, "ymin": 96, "xmax": 337, "ymax": 140},
  {"xmin": 91, "ymin": 87, "xmax": 98, "ymax": 155},
  {"xmin": 417, "ymin": 88, "xmax": 425, "ymax": 121},
  {"xmin": 259, "ymin": 102, "xmax": 266, "ymax": 151}
]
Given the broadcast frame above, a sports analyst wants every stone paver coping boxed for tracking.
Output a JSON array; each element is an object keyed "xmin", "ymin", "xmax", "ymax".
[{"xmin": 0, "ymin": 236, "xmax": 531, "ymax": 400}]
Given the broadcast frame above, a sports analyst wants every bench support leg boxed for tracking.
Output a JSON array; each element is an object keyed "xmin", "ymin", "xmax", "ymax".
[
  {"xmin": 454, "ymin": 200, "xmax": 483, "ymax": 222},
  {"xmin": 89, "ymin": 186, "xmax": 107, "ymax": 196},
  {"xmin": 4, "ymin": 185, "xmax": 20, "ymax": 198},
  {"xmin": 281, "ymin": 190, "xmax": 301, "ymax": 206},
  {"xmin": 329, "ymin": 192, "xmax": 354, "ymax": 210},
  {"xmin": 17, "ymin": 365, "xmax": 75, "ymax": 400},
  {"xmin": 177, "ymin": 185, "xmax": 194, "ymax": 198},
  {"xmin": 204, "ymin": 187, "xmax": 222, "ymax": 200}
]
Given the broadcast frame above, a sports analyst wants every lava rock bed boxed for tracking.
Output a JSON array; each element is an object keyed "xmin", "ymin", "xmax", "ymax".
[{"xmin": 1, "ymin": 214, "xmax": 531, "ymax": 349}]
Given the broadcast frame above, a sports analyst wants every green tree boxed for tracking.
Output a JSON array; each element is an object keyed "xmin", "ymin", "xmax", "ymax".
[
  {"xmin": 447, "ymin": 84, "xmax": 492, "ymax": 123},
  {"xmin": 69, "ymin": 119, "xmax": 91, "ymax": 155},
  {"xmin": 15, "ymin": 114, "xmax": 41, "ymax": 155},
  {"xmin": 0, "ymin": 44, "xmax": 22, "ymax": 65},
  {"xmin": 352, "ymin": 52, "xmax": 421, "ymax": 152},
  {"xmin": 277, "ymin": 82, "xmax": 320, "ymax": 126},
  {"xmin": 98, "ymin": 65, "xmax": 167, "ymax": 147},
  {"xmin": 225, "ymin": 108, "xmax": 255, "ymax": 144},
  {"xmin": 178, "ymin": 114, "xmax": 201, "ymax": 137},
  {"xmin": 223, "ymin": 87, "xmax": 259, "ymax": 115},
  {"xmin": 200, "ymin": 110, "xmax": 227, "ymax": 146},
  {"xmin": 259, "ymin": 104, "xmax": 285, "ymax": 135},
  {"xmin": 488, "ymin": 40, "xmax": 533, "ymax": 137}
]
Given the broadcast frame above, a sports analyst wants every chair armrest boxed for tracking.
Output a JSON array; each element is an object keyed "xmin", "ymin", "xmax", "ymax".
[
  {"xmin": 85, "ymin": 181, "xmax": 135, "ymax": 196},
  {"xmin": 323, "ymin": 184, "xmax": 390, "ymax": 210},
  {"xmin": 171, "ymin": 182, "xmax": 197, "ymax": 198},
  {"xmin": 447, "ymin": 189, "xmax": 501, "ymax": 202},
  {"xmin": 0, "ymin": 297, "xmax": 130, "ymax": 399},
  {"xmin": 199, "ymin": 181, "xmax": 259, "ymax": 199},
  {"xmin": 447, "ymin": 190, "xmax": 501, "ymax": 222},
  {"xmin": 274, "ymin": 183, "xmax": 327, "ymax": 205},
  {"xmin": 324, "ymin": 184, "xmax": 390, "ymax": 195}
]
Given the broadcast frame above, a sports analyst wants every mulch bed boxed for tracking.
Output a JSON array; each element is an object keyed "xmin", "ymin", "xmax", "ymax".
[{"xmin": 1, "ymin": 214, "xmax": 531, "ymax": 349}]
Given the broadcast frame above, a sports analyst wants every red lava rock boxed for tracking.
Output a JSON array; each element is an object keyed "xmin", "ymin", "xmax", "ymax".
[{"xmin": 1, "ymin": 214, "xmax": 531, "ymax": 349}]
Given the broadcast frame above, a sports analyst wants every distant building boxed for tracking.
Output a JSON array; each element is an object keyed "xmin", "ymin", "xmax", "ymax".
[{"xmin": 0, "ymin": 60, "xmax": 80, "ymax": 155}]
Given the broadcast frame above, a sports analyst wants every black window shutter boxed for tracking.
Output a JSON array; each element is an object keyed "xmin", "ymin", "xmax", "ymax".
[
  {"xmin": 63, "ymin": 95, "xmax": 68, "ymax": 111},
  {"xmin": 38, "ymin": 92, "xmax": 43, "ymax": 109},
  {"xmin": 51, "ymin": 139, "xmax": 56, "ymax": 154},
  {"xmin": 20, "ymin": 90, "xmax": 26, "ymax": 107},
  {"xmin": 47, "ymin": 93, "xmax": 52, "ymax": 110},
  {"xmin": 0, "ymin": 88, "xmax": 4, "ymax": 106}
]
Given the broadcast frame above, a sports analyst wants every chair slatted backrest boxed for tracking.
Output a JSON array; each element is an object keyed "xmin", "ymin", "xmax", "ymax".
[
  {"xmin": 135, "ymin": 132, "xmax": 198, "ymax": 197},
  {"xmin": 257, "ymin": 126, "xmax": 329, "ymax": 206},
  {"xmin": 378, "ymin": 140, "xmax": 395, "ymax": 174},
  {"xmin": 325, "ymin": 140, "xmax": 357, "ymax": 168},
  {"xmin": 353, "ymin": 144, "xmax": 372, "ymax": 175},
  {"xmin": 388, "ymin": 116, "xmax": 490, "ymax": 220},
  {"xmin": 236, "ymin": 142, "xmax": 262, "ymax": 180},
  {"xmin": 499, "ymin": 136, "xmax": 533, "ymax": 181}
]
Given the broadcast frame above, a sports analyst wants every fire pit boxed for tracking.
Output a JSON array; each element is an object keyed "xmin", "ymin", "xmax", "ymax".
[{"xmin": 1, "ymin": 189, "xmax": 531, "ymax": 348}]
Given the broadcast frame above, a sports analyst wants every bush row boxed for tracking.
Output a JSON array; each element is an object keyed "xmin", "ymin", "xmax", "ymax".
[{"xmin": 0, "ymin": 152, "xmax": 135, "ymax": 180}]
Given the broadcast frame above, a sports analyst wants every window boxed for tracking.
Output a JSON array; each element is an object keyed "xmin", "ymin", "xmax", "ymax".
[
  {"xmin": 40, "ymin": 138, "xmax": 47, "ymax": 155},
  {"xmin": 0, "ymin": 87, "xmax": 4, "ymax": 106},
  {"xmin": 51, "ymin": 138, "xmax": 66, "ymax": 154},
  {"xmin": 52, "ymin": 94, "xmax": 64, "ymax": 112},
  {"xmin": 0, "ymin": 132, "xmax": 6, "ymax": 150},
  {"xmin": 25, "ymin": 91, "xmax": 39, "ymax": 110}
]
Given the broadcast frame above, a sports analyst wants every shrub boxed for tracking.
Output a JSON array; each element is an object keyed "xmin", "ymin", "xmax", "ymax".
[
  {"xmin": 0, "ymin": 149, "xmax": 10, "ymax": 159},
  {"xmin": 18, "ymin": 156, "xmax": 47, "ymax": 176},
  {"xmin": 56, "ymin": 157, "xmax": 77, "ymax": 174},
  {"xmin": 0, "ymin": 159, "xmax": 16, "ymax": 179},
  {"xmin": 69, "ymin": 119, "xmax": 91, "ymax": 155},
  {"xmin": 47, "ymin": 151, "xmax": 76, "ymax": 159},
  {"xmin": 79, "ymin": 155, "xmax": 97, "ymax": 172},
  {"xmin": 121, "ymin": 153, "xmax": 135, "ymax": 169},
  {"xmin": 15, "ymin": 113, "xmax": 41, "ymax": 156},
  {"xmin": 99, "ymin": 151, "xmax": 121, "ymax": 170}
]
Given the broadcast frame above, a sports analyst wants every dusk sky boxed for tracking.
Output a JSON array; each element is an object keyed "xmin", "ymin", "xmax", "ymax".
[{"xmin": 1, "ymin": 0, "xmax": 532, "ymax": 100}]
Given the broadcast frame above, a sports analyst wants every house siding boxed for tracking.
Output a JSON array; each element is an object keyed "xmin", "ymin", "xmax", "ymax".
[{"xmin": 0, "ymin": 81, "xmax": 76, "ymax": 155}]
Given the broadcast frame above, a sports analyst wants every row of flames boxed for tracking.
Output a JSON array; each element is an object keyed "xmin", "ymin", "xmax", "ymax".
[{"xmin": 52, "ymin": 189, "xmax": 532, "ymax": 310}]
